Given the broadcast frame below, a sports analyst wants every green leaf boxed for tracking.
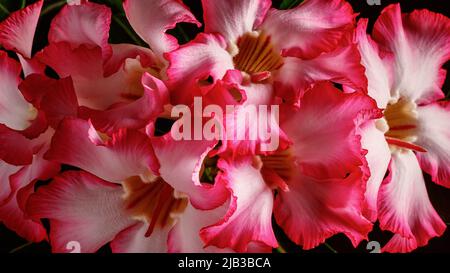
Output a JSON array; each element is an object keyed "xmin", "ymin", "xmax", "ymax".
[
  {"xmin": 0, "ymin": 2, "xmax": 10, "ymax": 16},
  {"xmin": 279, "ymin": 0, "xmax": 303, "ymax": 10},
  {"xmin": 41, "ymin": 0, "xmax": 66, "ymax": 17},
  {"xmin": 324, "ymin": 242, "xmax": 338, "ymax": 253},
  {"xmin": 9, "ymin": 242, "xmax": 33, "ymax": 253}
]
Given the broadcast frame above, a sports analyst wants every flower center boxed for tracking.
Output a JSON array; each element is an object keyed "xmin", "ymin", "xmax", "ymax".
[
  {"xmin": 121, "ymin": 58, "xmax": 160, "ymax": 100},
  {"xmin": 260, "ymin": 148, "xmax": 296, "ymax": 183},
  {"xmin": 233, "ymin": 31, "xmax": 284, "ymax": 78},
  {"xmin": 382, "ymin": 99, "xmax": 426, "ymax": 153},
  {"xmin": 122, "ymin": 176, "xmax": 188, "ymax": 237}
]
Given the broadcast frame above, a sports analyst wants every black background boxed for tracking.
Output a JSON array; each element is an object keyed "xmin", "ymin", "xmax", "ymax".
[{"xmin": 0, "ymin": 0, "xmax": 449, "ymax": 253}]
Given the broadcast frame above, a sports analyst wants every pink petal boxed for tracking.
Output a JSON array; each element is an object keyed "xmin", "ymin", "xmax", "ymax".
[
  {"xmin": 111, "ymin": 222, "xmax": 169, "ymax": 253},
  {"xmin": 27, "ymin": 171, "xmax": 135, "ymax": 253},
  {"xmin": 79, "ymin": 73, "xmax": 167, "ymax": 134},
  {"xmin": 354, "ymin": 19, "xmax": 392, "ymax": 108},
  {"xmin": 276, "ymin": 45, "xmax": 367, "ymax": 103},
  {"xmin": 378, "ymin": 151, "xmax": 446, "ymax": 253},
  {"xmin": 168, "ymin": 202, "xmax": 233, "ymax": 253},
  {"xmin": 11, "ymin": 142, "xmax": 60, "ymax": 215},
  {"xmin": 202, "ymin": 0, "xmax": 271, "ymax": 43},
  {"xmin": 49, "ymin": 1, "xmax": 112, "ymax": 60},
  {"xmin": 37, "ymin": 42, "xmax": 103, "ymax": 79},
  {"xmin": 0, "ymin": 0, "xmax": 43, "ymax": 58},
  {"xmin": 275, "ymin": 170, "xmax": 372, "ymax": 249},
  {"xmin": 103, "ymin": 44, "xmax": 159, "ymax": 77},
  {"xmin": 415, "ymin": 102, "xmax": 450, "ymax": 188},
  {"xmin": 360, "ymin": 120, "xmax": 391, "ymax": 222},
  {"xmin": 0, "ymin": 184, "xmax": 47, "ymax": 243},
  {"xmin": 0, "ymin": 125, "xmax": 34, "ymax": 165},
  {"xmin": 165, "ymin": 33, "xmax": 234, "ymax": 105},
  {"xmin": 0, "ymin": 52, "xmax": 36, "ymax": 131},
  {"xmin": 17, "ymin": 54, "xmax": 45, "ymax": 77},
  {"xmin": 200, "ymin": 157, "xmax": 277, "ymax": 252},
  {"xmin": 262, "ymin": 0, "xmax": 355, "ymax": 59},
  {"xmin": 37, "ymin": 42, "xmax": 146, "ymax": 110},
  {"xmin": 123, "ymin": 0, "xmax": 200, "ymax": 58},
  {"xmin": 281, "ymin": 82, "xmax": 382, "ymax": 180},
  {"xmin": 19, "ymin": 74, "xmax": 78, "ymax": 129},
  {"xmin": 0, "ymin": 161, "xmax": 20, "ymax": 204},
  {"xmin": 202, "ymin": 76, "xmax": 290, "ymax": 156},
  {"xmin": 0, "ymin": 142, "xmax": 59, "ymax": 243},
  {"xmin": 152, "ymin": 134, "xmax": 228, "ymax": 210},
  {"xmin": 45, "ymin": 118, "xmax": 158, "ymax": 183},
  {"xmin": 372, "ymin": 4, "xmax": 450, "ymax": 104}
]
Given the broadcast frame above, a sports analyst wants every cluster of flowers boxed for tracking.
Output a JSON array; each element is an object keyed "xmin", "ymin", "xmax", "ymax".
[{"xmin": 0, "ymin": 0, "xmax": 449, "ymax": 253}]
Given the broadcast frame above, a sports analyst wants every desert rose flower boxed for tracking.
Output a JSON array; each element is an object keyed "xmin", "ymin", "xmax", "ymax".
[
  {"xmin": 36, "ymin": 1, "xmax": 170, "ymax": 134},
  {"xmin": 197, "ymin": 82, "xmax": 381, "ymax": 251},
  {"xmin": 0, "ymin": 1, "xmax": 60, "ymax": 242},
  {"xmin": 0, "ymin": 0, "xmax": 171, "ymax": 244},
  {"xmin": 163, "ymin": 0, "xmax": 367, "ymax": 106},
  {"xmin": 27, "ymin": 117, "xmax": 271, "ymax": 252},
  {"xmin": 355, "ymin": 4, "xmax": 450, "ymax": 252}
]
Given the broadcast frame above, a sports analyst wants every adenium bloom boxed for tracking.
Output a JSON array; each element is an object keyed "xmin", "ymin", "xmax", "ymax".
[
  {"xmin": 164, "ymin": 0, "xmax": 367, "ymax": 106},
  {"xmin": 355, "ymin": 4, "xmax": 450, "ymax": 252},
  {"xmin": 0, "ymin": 0, "xmax": 448, "ymax": 254},
  {"xmin": 36, "ymin": 1, "xmax": 169, "ymax": 134},
  {"xmin": 199, "ymin": 83, "xmax": 381, "ymax": 251},
  {"xmin": 27, "ymin": 117, "xmax": 253, "ymax": 252},
  {"xmin": 0, "ymin": 1, "xmax": 60, "ymax": 242},
  {"xmin": 0, "ymin": 0, "xmax": 169, "ymax": 244}
]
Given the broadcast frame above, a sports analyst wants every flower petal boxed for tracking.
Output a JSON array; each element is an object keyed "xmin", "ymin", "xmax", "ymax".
[
  {"xmin": 27, "ymin": 171, "xmax": 135, "ymax": 253},
  {"xmin": 360, "ymin": 120, "xmax": 391, "ymax": 222},
  {"xmin": 0, "ymin": 143, "xmax": 59, "ymax": 243},
  {"xmin": 49, "ymin": 1, "xmax": 112, "ymax": 60},
  {"xmin": 168, "ymin": 202, "xmax": 232, "ymax": 253},
  {"xmin": 165, "ymin": 33, "xmax": 234, "ymax": 105},
  {"xmin": 111, "ymin": 222, "xmax": 168, "ymax": 253},
  {"xmin": 276, "ymin": 45, "xmax": 367, "ymax": 103},
  {"xmin": 123, "ymin": 0, "xmax": 200, "ymax": 59},
  {"xmin": 202, "ymin": 0, "xmax": 271, "ymax": 43},
  {"xmin": 262, "ymin": 0, "xmax": 355, "ymax": 59},
  {"xmin": 281, "ymin": 82, "xmax": 381, "ymax": 180},
  {"xmin": 38, "ymin": 42, "xmax": 149, "ymax": 110},
  {"xmin": 19, "ymin": 74, "xmax": 78, "ymax": 129},
  {"xmin": 200, "ymin": 157, "xmax": 277, "ymax": 252},
  {"xmin": 274, "ymin": 170, "xmax": 372, "ymax": 249},
  {"xmin": 372, "ymin": 4, "xmax": 450, "ymax": 104},
  {"xmin": 0, "ymin": 52, "xmax": 36, "ymax": 131},
  {"xmin": 0, "ymin": 184, "xmax": 47, "ymax": 243},
  {"xmin": 0, "ymin": 125, "xmax": 34, "ymax": 165},
  {"xmin": 79, "ymin": 76, "xmax": 165, "ymax": 135},
  {"xmin": 103, "ymin": 44, "xmax": 159, "ymax": 77},
  {"xmin": 415, "ymin": 102, "xmax": 450, "ymax": 188},
  {"xmin": 378, "ymin": 150, "xmax": 446, "ymax": 253},
  {"xmin": 0, "ymin": 0, "xmax": 43, "ymax": 58},
  {"xmin": 45, "ymin": 118, "xmax": 158, "ymax": 183},
  {"xmin": 0, "ymin": 161, "xmax": 20, "ymax": 204},
  {"xmin": 354, "ymin": 19, "xmax": 392, "ymax": 108},
  {"xmin": 18, "ymin": 54, "xmax": 45, "ymax": 77},
  {"xmin": 152, "ymin": 134, "xmax": 228, "ymax": 210}
]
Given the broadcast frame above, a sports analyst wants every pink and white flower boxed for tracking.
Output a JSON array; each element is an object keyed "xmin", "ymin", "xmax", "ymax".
[
  {"xmin": 28, "ymin": 117, "xmax": 241, "ymax": 252},
  {"xmin": 199, "ymin": 82, "xmax": 381, "ymax": 251},
  {"xmin": 0, "ymin": 1, "xmax": 60, "ymax": 242},
  {"xmin": 164, "ymin": 0, "xmax": 367, "ymax": 106},
  {"xmin": 355, "ymin": 4, "xmax": 450, "ymax": 252}
]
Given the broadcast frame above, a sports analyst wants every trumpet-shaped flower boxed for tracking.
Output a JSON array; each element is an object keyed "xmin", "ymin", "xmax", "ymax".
[{"xmin": 355, "ymin": 4, "xmax": 450, "ymax": 252}]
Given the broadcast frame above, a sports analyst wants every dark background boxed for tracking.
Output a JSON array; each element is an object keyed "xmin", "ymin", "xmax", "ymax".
[{"xmin": 0, "ymin": 0, "xmax": 449, "ymax": 253}]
